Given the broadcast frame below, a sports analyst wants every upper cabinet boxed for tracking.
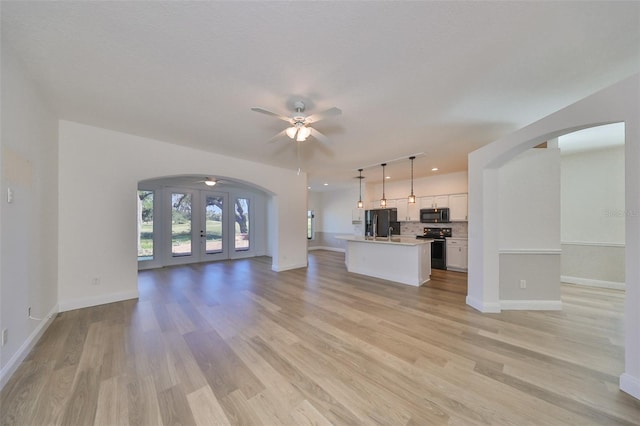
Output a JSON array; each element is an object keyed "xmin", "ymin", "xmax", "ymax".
[
  {"xmin": 396, "ymin": 198, "xmax": 420, "ymax": 222},
  {"xmin": 365, "ymin": 192, "xmax": 468, "ymax": 222},
  {"xmin": 352, "ymin": 208, "xmax": 364, "ymax": 224},
  {"xmin": 449, "ymin": 193, "xmax": 468, "ymax": 221},
  {"xmin": 420, "ymin": 195, "xmax": 448, "ymax": 209}
]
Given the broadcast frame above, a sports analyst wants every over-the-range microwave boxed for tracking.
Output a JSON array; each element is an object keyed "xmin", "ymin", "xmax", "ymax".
[{"xmin": 420, "ymin": 208, "xmax": 450, "ymax": 223}]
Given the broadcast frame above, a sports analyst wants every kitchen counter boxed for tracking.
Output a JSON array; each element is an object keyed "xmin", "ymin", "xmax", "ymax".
[
  {"xmin": 336, "ymin": 235, "xmax": 433, "ymax": 286},
  {"xmin": 336, "ymin": 234, "xmax": 433, "ymax": 246}
]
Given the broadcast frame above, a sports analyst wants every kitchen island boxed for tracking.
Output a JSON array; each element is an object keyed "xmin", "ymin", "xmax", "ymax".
[{"xmin": 336, "ymin": 235, "xmax": 433, "ymax": 286}]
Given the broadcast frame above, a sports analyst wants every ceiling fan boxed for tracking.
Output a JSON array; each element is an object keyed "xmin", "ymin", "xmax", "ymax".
[
  {"xmin": 192, "ymin": 176, "xmax": 230, "ymax": 187},
  {"xmin": 251, "ymin": 101, "xmax": 341, "ymax": 144}
]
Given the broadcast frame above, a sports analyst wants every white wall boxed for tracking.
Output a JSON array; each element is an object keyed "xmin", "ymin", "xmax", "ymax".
[
  {"xmin": 561, "ymin": 146, "xmax": 625, "ymax": 243},
  {"xmin": 0, "ymin": 44, "xmax": 59, "ymax": 386},
  {"xmin": 499, "ymin": 148, "xmax": 561, "ymax": 250},
  {"xmin": 58, "ymin": 121, "xmax": 308, "ymax": 311},
  {"xmin": 319, "ymin": 187, "xmax": 361, "ymax": 234},
  {"xmin": 468, "ymin": 74, "xmax": 640, "ymax": 399},
  {"xmin": 498, "ymin": 148, "xmax": 562, "ymax": 306},
  {"xmin": 561, "ymin": 145, "xmax": 625, "ymax": 287},
  {"xmin": 367, "ymin": 171, "xmax": 468, "ymax": 202},
  {"xmin": 307, "ymin": 187, "xmax": 360, "ymax": 250}
]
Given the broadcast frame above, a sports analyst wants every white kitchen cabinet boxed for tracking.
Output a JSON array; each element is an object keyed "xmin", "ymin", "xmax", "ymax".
[
  {"xmin": 420, "ymin": 196, "xmax": 434, "ymax": 209},
  {"xmin": 434, "ymin": 195, "xmax": 449, "ymax": 208},
  {"xmin": 407, "ymin": 201, "xmax": 419, "ymax": 221},
  {"xmin": 396, "ymin": 198, "xmax": 420, "ymax": 221},
  {"xmin": 446, "ymin": 238, "xmax": 468, "ymax": 271},
  {"xmin": 420, "ymin": 195, "xmax": 449, "ymax": 209},
  {"xmin": 352, "ymin": 208, "xmax": 364, "ymax": 224},
  {"xmin": 449, "ymin": 193, "xmax": 468, "ymax": 221}
]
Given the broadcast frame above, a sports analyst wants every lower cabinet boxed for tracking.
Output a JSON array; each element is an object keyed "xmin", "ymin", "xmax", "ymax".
[{"xmin": 446, "ymin": 238, "xmax": 468, "ymax": 271}]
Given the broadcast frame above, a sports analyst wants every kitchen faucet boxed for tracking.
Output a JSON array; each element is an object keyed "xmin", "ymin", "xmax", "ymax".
[{"xmin": 388, "ymin": 227, "xmax": 393, "ymax": 240}]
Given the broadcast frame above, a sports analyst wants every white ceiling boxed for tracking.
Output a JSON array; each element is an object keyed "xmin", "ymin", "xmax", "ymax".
[
  {"xmin": 2, "ymin": 1, "xmax": 639, "ymax": 190},
  {"xmin": 558, "ymin": 122, "xmax": 625, "ymax": 155}
]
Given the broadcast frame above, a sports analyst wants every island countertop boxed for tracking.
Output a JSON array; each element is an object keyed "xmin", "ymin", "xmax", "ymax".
[
  {"xmin": 336, "ymin": 235, "xmax": 433, "ymax": 286},
  {"xmin": 336, "ymin": 235, "xmax": 433, "ymax": 246}
]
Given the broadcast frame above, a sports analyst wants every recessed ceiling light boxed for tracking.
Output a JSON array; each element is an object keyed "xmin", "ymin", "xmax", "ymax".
[
  {"xmin": 323, "ymin": 183, "xmax": 329, "ymax": 186},
  {"xmin": 307, "ymin": 186, "xmax": 311, "ymax": 190},
  {"xmin": 431, "ymin": 167, "xmax": 439, "ymax": 171},
  {"xmin": 385, "ymin": 176, "xmax": 391, "ymax": 179}
]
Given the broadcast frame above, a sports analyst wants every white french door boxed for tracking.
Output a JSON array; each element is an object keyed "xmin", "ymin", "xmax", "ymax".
[
  {"xmin": 165, "ymin": 188, "xmax": 229, "ymax": 265},
  {"xmin": 200, "ymin": 191, "xmax": 228, "ymax": 262}
]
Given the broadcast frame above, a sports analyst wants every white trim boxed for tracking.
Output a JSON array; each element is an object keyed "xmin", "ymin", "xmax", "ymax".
[
  {"xmin": 0, "ymin": 304, "xmax": 58, "ymax": 391},
  {"xmin": 466, "ymin": 295, "xmax": 501, "ymax": 313},
  {"xmin": 271, "ymin": 261, "xmax": 308, "ymax": 272},
  {"xmin": 58, "ymin": 290, "xmax": 139, "ymax": 312},
  {"xmin": 620, "ymin": 373, "xmax": 640, "ymax": 400},
  {"xmin": 499, "ymin": 249, "xmax": 562, "ymax": 255},
  {"xmin": 561, "ymin": 275, "xmax": 625, "ymax": 290},
  {"xmin": 562, "ymin": 241, "xmax": 625, "ymax": 248},
  {"xmin": 308, "ymin": 246, "xmax": 346, "ymax": 253},
  {"xmin": 500, "ymin": 300, "xmax": 563, "ymax": 310}
]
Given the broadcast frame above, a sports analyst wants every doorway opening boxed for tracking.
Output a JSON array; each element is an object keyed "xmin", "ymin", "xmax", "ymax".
[{"xmin": 137, "ymin": 175, "xmax": 268, "ymax": 269}]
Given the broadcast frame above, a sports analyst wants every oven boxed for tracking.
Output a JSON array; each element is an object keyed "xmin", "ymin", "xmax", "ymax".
[
  {"xmin": 417, "ymin": 227, "xmax": 452, "ymax": 270},
  {"xmin": 430, "ymin": 238, "xmax": 447, "ymax": 270}
]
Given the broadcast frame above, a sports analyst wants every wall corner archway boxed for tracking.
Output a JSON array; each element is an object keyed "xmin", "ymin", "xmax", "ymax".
[{"xmin": 467, "ymin": 74, "xmax": 640, "ymax": 399}]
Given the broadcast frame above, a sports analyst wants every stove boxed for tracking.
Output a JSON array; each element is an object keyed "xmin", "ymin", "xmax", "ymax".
[
  {"xmin": 417, "ymin": 227, "xmax": 452, "ymax": 240},
  {"xmin": 416, "ymin": 227, "xmax": 452, "ymax": 270}
]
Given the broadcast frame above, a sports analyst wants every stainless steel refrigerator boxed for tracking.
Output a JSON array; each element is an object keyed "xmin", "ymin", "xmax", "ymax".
[{"xmin": 365, "ymin": 208, "xmax": 400, "ymax": 238}]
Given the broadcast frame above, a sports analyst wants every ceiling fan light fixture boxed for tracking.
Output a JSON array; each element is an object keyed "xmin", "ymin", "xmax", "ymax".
[
  {"xmin": 297, "ymin": 126, "xmax": 311, "ymax": 142},
  {"xmin": 285, "ymin": 126, "xmax": 297, "ymax": 139},
  {"xmin": 204, "ymin": 178, "xmax": 217, "ymax": 186}
]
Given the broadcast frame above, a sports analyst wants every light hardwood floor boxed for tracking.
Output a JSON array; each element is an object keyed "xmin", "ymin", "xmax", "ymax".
[{"xmin": 2, "ymin": 250, "xmax": 639, "ymax": 425}]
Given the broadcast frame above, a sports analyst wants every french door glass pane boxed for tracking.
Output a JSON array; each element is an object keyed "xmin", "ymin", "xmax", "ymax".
[
  {"xmin": 172, "ymin": 192, "xmax": 192, "ymax": 256},
  {"xmin": 234, "ymin": 198, "xmax": 250, "ymax": 251},
  {"xmin": 307, "ymin": 210, "xmax": 313, "ymax": 239},
  {"xmin": 137, "ymin": 190, "xmax": 154, "ymax": 260},
  {"xmin": 205, "ymin": 195, "xmax": 223, "ymax": 254}
]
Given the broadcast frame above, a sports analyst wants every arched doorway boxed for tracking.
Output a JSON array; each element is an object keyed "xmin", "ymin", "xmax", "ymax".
[
  {"xmin": 467, "ymin": 75, "xmax": 639, "ymax": 399},
  {"xmin": 136, "ymin": 175, "xmax": 270, "ymax": 269}
]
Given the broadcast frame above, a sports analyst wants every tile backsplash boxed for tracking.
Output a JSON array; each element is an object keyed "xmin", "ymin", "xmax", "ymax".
[{"xmin": 400, "ymin": 221, "xmax": 468, "ymax": 238}]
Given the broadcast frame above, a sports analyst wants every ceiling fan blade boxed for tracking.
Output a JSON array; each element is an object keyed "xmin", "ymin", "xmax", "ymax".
[
  {"xmin": 310, "ymin": 128, "xmax": 332, "ymax": 145},
  {"xmin": 251, "ymin": 107, "xmax": 292, "ymax": 123},
  {"xmin": 306, "ymin": 107, "xmax": 342, "ymax": 123},
  {"xmin": 266, "ymin": 129, "xmax": 288, "ymax": 144}
]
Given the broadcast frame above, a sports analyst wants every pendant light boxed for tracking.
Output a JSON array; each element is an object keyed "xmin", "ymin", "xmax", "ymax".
[
  {"xmin": 380, "ymin": 163, "xmax": 387, "ymax": 207},
  {"xmin": 408, "ymin": 156, "xmax": 416, "ymax": 203},
  {"xmin": 357, "ymin": 168, "xmax": 364, "ymax": 208}
]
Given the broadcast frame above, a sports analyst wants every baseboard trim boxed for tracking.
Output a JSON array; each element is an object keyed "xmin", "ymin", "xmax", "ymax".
[
  {"xmin": 466, "ymin": 295, "xmax": 501, "ymax": 313},
  {"xmin": 499, "ymin": 249, "xmax": 562, "ymax": 255},
  {"xmin": 500, "ymin": 300, "xmax": 563, "ymax": 310},
  {"xmin": 562, "ymin": 241, "xmax": 624, "ymax": 248},
  {"xmin": 561, "ymin": 275, "xmax": 625, "ymax": 290},
  {"xmin": 620, "ymin": 373, "xmax": 640, "ymax": 400},
  {"xmin": 271, "ymin": 261, "xmax": 308, "ymax": 272},
  {"xmin": 308, "ymin": 246, "xmax": 345, "ymax": 253},
  {"xmin": 58, "ymin": 290, "xmax": 139, "ymax": 312},
  {"xmin": 0, "ymin": 304, "xmax": 58, "ymax": 391}
]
